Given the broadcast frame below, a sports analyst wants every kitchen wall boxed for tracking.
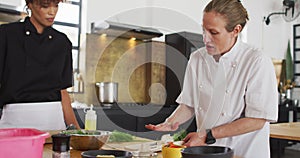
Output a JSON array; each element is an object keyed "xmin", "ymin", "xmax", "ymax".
[
  {"xmin": 78, "ymin": 0, "xmax": 300, "ymax": 101},
  {"xmin": 3, "ymin": 0, "xmax": 296, "ymax": 59},
  {"xmin": 72, "ymin": 34, "xmax": 166, "ymax": 105},
  {"xmin": 0, "ymin": 0, "xmax": 23, "ymax": 9},
  {"xmin": 82, "ymin": 0, "xmax": 300, "ymax": 59},
  {"xmin": 2, "ymin": 0, "xmax": 300, "ymax": 101}
]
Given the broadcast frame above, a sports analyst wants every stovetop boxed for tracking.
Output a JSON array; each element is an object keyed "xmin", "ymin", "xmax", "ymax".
[
  {"xmin": 98, "ymin": 102, "xmax": 165, "ymax": 110},
  {"xmin": 72, "ymin": 101, "xmax": 177, "ymax": 110}
]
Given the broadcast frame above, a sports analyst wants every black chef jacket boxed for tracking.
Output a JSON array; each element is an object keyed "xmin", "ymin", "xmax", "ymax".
[{"xmin": 0, "ymin": 17, "xmax": 73, "ymax": 108}]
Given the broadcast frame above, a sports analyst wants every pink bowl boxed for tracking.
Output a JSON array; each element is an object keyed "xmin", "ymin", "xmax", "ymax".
[{"xmin": 0, "ymin": 128, "xmax": 50, "ymax": 158}]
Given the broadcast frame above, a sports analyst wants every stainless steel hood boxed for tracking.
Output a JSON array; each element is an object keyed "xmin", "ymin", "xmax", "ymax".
[
  {"xmin": 0, "ymin": 4, "xmax": 26, "ymax": 23},
  {"xmin": 91, "ymin": 21, "xmax": 163, "ymax": 40}
]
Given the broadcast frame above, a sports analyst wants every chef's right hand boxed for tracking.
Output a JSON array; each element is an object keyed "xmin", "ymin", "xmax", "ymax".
[
  {"xmin": 182, "ymin": 131, "xmax": 207, "ymax": 147},
  {"xmin": 145, "ymin": 121, "xmax": 180, "ymax": 131}
]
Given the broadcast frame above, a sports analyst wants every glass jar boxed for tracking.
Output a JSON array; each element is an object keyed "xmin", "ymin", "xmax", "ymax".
[{"xmin": 52, "ymin": 134, "xmax": 71, "ymax": 158}]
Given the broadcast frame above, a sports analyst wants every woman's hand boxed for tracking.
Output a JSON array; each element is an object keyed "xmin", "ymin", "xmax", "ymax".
[
  {"xmin": 182, "ymin": 131, "xmax": 207, "ymax": 147},
  {"xmin": 145, "ymin": 104, "xmax": 194, "ymax": 132},
  {"xmin": 145, "ymin": 121, "xmax": 180, "ymax": 131}
]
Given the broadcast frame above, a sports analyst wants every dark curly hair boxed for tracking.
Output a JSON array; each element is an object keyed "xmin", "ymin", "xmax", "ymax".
[{"xmin": 25, "ymin": 0, "xmax": 66, "ymax": 5}]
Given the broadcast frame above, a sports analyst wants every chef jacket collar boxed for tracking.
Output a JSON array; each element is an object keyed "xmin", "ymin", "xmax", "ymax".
[
  {"xmin": 219, "ymin": 36, "xmax": 241, "ymax": 62},
  {"xmin": 203, "ymin": 36, "xmax": 241, "ymax": 66},
  {"xmin": 24, "ymin": 16, "xmax": 53, "ymax": 37}
]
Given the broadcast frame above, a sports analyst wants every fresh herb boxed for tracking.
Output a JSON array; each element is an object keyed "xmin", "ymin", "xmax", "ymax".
[
  {"xmin": 108, "ymin": 130, "xmax": 134, "ymax": 142},
  {"xmin": 61, "ymin": 130, "xmax": 101, "ymax": 135},
  {"xmin": 173, "ymin": 129, "xmax": 187, "ymax": 141}
]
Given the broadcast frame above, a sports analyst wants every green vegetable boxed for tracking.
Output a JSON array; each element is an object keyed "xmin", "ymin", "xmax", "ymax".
[
  {"xmin": 286, "ymin": 40, "xmax": 293, "ymax": 81},
  {"xmin": 173, "ymin": 129, "xmax": 187, "ymax": 141},
  {"xmin": 61, "ymin": 130, "xmax": 101, "ymax": 135},
  {"xmin": 109, "ymin": 130, "xmax": 134, "ymax": 142}
]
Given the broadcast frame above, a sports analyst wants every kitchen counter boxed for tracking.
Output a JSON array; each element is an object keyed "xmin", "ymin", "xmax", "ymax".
[
  {"xmin": 43, "ymin": 137, "xmax": 241, "ymax": 158},
  {"xmin": 43, "ymin": 137, "xmax": 163, "ymax": 158},
  {"xmin": 43, "ymin": 142, "xmax": 240, "ymax": 158},
  {"xmin": 270, "ymin": 122, "xmax": 300, "ymax": 141},
  {"xmin": 270, "ymin": 122, "xmax": 300, "ymax": 158}
]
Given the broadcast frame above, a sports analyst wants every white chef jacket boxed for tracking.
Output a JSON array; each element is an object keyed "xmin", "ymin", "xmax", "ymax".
[{"xmin": 176, "ymin": 38, "xmax": 278, "ymax": 158}]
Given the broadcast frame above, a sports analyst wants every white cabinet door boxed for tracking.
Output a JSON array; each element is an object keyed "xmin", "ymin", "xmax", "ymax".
[{"xmin": 0, "ymin": 0, "xmax": 22, "ymax": 7}]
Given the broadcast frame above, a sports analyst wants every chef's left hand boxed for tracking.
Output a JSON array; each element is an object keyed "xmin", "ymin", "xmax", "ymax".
[{"xmin": 182, "ymin": 131, "xmax": 207, "ymax": 147}]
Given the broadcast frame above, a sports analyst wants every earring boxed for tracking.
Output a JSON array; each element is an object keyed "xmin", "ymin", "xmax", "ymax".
[
  {"xmin": 25, "ymin": 7, "xmax": 29, "ymax": 15},
  {"xmin": 25, "ymin": 6, "xmax": 31, "ymax": 16}
]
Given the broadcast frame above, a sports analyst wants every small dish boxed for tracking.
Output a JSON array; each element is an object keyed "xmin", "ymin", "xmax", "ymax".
[{"xmin": 124, "ymin": 141, "xmax": 162, "ymax": 152}]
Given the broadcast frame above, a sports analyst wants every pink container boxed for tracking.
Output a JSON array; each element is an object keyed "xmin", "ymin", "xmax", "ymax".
[{"xmin": 0, "ymin": 128, "xmax": 50, "ymax": 158}]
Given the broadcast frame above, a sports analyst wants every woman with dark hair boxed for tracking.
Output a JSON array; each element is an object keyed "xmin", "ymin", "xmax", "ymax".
[
  {"xmin": 146, "ymin": 0, "xmax": 278, "ymax": 157},
  {"xmin": 0, "ymin": 0, "xmax": 80, "ymax": 130}
]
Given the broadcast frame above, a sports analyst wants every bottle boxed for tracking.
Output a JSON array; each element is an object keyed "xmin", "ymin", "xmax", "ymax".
[
  {"xmin": 73, "ymin": 71, "xmax": 79, "ymax": 92},
  {"xmin": 77, "ymin": 73, "xmax": 84, "ymax": 92},
  {"xmin": 52, "ymin": 134, "xmax": 71, "ymax": 158},
  {"xmin": 85, "ymin": 104, "xmax": 97, "ymax": 130}
]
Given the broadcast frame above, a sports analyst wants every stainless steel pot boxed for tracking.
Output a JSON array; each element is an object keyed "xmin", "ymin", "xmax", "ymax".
[{"xmin": 96, "ymin": 82, "xmax": 118, "ymax": 103}]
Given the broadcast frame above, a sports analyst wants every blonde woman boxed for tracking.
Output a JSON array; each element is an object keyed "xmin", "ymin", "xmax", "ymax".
[{"xmin": 146, "ymin": 0, "xmax": 278, "ymax": 157}]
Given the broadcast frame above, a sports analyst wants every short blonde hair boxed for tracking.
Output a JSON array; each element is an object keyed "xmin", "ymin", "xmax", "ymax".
[{"xmin": 204, "ymin": 0, "xmax": 249, "ymax": 32}]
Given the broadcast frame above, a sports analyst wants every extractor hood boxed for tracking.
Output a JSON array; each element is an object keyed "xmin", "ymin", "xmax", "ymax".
[
  {"xmin": 0, "ymin": 4, "xmax": 26, "ymax": 23},
  {"xmin": 91, "ymin": 21, "xmax": 163, "ymax": 40}
]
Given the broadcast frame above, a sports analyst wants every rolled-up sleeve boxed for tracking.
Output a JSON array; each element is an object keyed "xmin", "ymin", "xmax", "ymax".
[
  {"xmin": 245, "ymin": 55, "xmax": 278, "ymax": 122},
  {"xmin": 176, "ymin": 59, "xmax": 195, "ymax": 107}
]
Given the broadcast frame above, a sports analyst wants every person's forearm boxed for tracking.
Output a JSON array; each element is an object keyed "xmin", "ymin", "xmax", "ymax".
[
  {"xmin": 61, "ymin": 89, "xmax": 81, "ymax": 129},
  {"xmin": 165, "ymin": 104, "xmax": 195, "ymax": 125},
  {"xmin": 212, "ymin": 117, "xmax": 267, "ymax": 139}
]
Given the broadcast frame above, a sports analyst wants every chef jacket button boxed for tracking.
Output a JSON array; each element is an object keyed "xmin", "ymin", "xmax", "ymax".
[
  {"xmin": 26, "ymin": 31, "xmax": 30, "ymax": 35},
  {"xmin": 221, "ymin": 112, "xmax": 226, "ymax": 116},
  {"xmin": 199, "ymin": 107, "xmax": 202, "ymax": 110},
  {"xmin": 226, "ymin": 89, "xmax": 230, "ymax": 94},
  {"xmin": 49, "ymin": 35, "xmax": 52, "ymax": 39},
  {"xmin": 231, "ymin": 61, "xmax": 237, "ymax": 68},
  {"xmin": 199, "ymin": 84, "xmax": 203, "ymax": 88}
]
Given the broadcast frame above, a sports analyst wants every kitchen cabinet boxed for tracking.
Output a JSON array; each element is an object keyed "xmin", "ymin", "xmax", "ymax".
[
  {"xmin": 73, "ymin": 104, "xmax": 197, "ymax": 139},
  {"xmin": 165, "ymin": 32, "xmax": 205, "ymax": 106},
  {"xmin": 73, "ymin": 106, "xmax": 137, "ymax": 132},
  {"xmin": 278, "ymin": 99, "xmax": 298, "ymax": 123}
]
